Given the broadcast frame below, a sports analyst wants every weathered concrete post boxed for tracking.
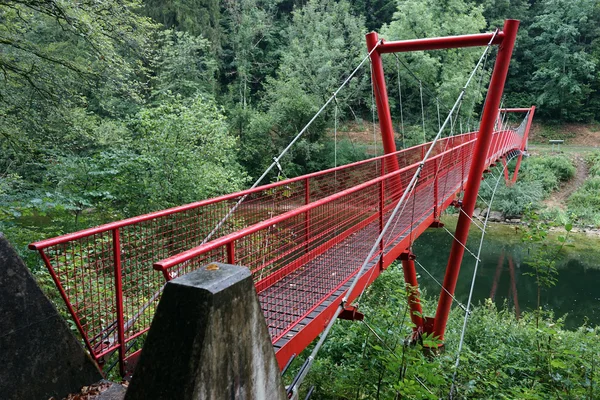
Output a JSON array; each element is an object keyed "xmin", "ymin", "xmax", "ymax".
[
  {"xmin": 0, "ymin": 234, "xmax": 102, "ymax": 400},
  {"xmin": 125, "ymin": 263, "xmax": 287, "ymax": 400}
]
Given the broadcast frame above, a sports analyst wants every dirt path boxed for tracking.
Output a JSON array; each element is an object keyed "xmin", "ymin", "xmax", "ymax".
[{"xmin": 544, "ymin": 155, "xmax": 588, "ymax": 209}]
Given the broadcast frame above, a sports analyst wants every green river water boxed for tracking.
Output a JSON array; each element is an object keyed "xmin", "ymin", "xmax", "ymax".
[{"xmin": 411, "ymin": 216, "xmax": 600, "ymax": 329}]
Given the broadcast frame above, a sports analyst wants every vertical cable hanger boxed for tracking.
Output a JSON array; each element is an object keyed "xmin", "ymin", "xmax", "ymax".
[
  {"xmin": 419, "ymin": 80, "xmax": 426, "ymax": 144},
  {"xmin": 436, "ymin": 98, "xmax": 441, "ymax": 132},
  {"xmin": 370, "ymin": 61, "xmax": 378, "ymax": 156},
  {"xmin": 334, "ymin": 95, "xmax": 338, "ymax": 170},
  {"xmin": 396, "ymin": 58, "xmax": 406, "ymax": 149}
]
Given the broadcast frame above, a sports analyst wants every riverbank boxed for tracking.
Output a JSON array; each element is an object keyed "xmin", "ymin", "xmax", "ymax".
[{"xmin": 439, "ymin": 213, "xmax": 600, "ymax": 270}]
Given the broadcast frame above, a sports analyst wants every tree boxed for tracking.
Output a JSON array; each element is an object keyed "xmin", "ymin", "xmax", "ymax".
[
  {"xmin": 149, "ymin": 30, "xmax": 218, "ymax": 99},
  {"xmin": 349, "ymin": 0, "xmax": 397, "ymax": 32},
  {"xmin": 380, "ymin": 0, "xmax": 488, "ymax": 139},
  {"xmin": 120, "ymin": 95, "xmax": 248, "ymax": 215},
  {"xmin": 242, "ymin": 0, "xmax": 368, "ymax": 177},
  {"xmin": 0, "ymin": 0, "xmax": 156, "ymax": 179},
  {"xmin": 142, "ymin": 0, "xmax": 222, "ymax": 55}
]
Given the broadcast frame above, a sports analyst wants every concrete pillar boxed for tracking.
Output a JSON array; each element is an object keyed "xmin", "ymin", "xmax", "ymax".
[
  {"xmin": 125, "ymin": 263, "xmax": 287, "ymax": 400},
  {"xmin": 0, "ymin": 234, "xmax": 102, "ymax": 400}
]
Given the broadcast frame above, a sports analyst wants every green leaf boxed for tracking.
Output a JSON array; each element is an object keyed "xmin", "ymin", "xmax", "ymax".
[{"xmin": 565, "ymin": 223, "xmax": 573, "ymax": 232}]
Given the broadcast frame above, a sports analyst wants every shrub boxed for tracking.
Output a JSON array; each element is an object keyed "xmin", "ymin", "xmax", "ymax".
[
  {"xmin": 568, "ymin": 176, "xmax": 600, "ymax": 226},
  {"xmin": 522, "ymin": 155, "xmax": 575, "ymax": 193},
  {"xmin": 522, "ymin": 159, "xmax": 560, "ymax": 193},
  {"xmin": 544, "ymin": 155, "xmax": 576, "ymax": 181},
  {"xmin": 494, "ymin": 180, "xmax": 545, "ymax": 217},
  {"xmin": 297, "ymin": 267, "xmax": 600, "ymax": 399},
  {"xmin": 586, "ymin": 151, "xmax": 600, "ymax": 177}
]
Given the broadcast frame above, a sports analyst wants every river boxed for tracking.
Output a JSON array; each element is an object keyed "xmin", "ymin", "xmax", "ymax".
[{"xmin": 411, "ymin": 216, "xmax": 600, "ymax": 329}]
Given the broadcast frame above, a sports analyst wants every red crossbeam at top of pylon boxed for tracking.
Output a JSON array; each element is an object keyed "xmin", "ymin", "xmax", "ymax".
[{"xmin": 376, "ymin": 31, "xmax": 505, "ymax": 54}]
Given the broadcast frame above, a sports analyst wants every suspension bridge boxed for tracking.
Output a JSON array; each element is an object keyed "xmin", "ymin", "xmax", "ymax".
[{"xmin": 29, "ymin": 19, "xmax": 534, "ymax": 393}]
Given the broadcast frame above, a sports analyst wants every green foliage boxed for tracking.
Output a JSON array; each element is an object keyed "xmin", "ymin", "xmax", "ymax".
[
  {"xmin": 241, "ymin": 0, "xmax": 368, "ymax": 177},
  {"xmin": 480, "ymin": 154, "xmax": 575, "ymax": 217},
  {"xmin": 526, "ymin": 0, "xmax": 600, "ymax": 121},
  {"xmin": 521, "ymin": 210, "xmax": 572, "ymax": 317},
  {"xmin": 381, "ymin": 0, "xmax": 487, "ymax": 140},
  {"xmin": 149, "ymin": 30, "xmax": 218, "ymax": 99},
  {"xmin": 493, "ymin": 180, "xmax": 546, "ymax": 217},
  {"xmin": 568, "ymin": 177, "xmax": 600, "ymax": 226},
  {"xmin": 122, "ymin": 95, "xmax": 248, "ymax": 214},
  {"xmin": 586, "ymin": 151, "xmax": 600, "ymax": 177},
  {"xmin": 297, "ymin": 264, "xmax": 599, "ymax": 399},
  {"xmin": 567, "ymin": 152, "xmax": 600, "ymax": 226},
  {"xmin": 523, "ymin": 155, "xmax": 575, "ymax": 193},
  {"xmin": 142, "ymin": 0, "xmax": 222, "ymax": 53}
]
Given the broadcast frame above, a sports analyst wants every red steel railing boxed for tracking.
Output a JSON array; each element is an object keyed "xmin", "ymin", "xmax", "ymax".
[
  {"xmin": 28, "ymin": 129, "xmax": 524, "ymax": 376},
  {"xmin": 152, "ymin": 130, "xmax": 522, "ymax": 356}
]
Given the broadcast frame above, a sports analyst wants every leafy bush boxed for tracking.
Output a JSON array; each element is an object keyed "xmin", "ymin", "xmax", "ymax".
[
  {"xmin": 522, "ymin": 160, "xmax": 560, "ymax": 193},
  {"xmin": 478, "ymin": 154, "xmax": 575, "ymax": 217},
  {"xmin": 568, "ymin": 176, "xmax": 600, "ymax": 226},
  {"xmin": 494, "ymin": 180, "xmax": 545, "ymax": 217},
  {"xmin": 522, "ymin": 155, "xmax": 575, "ymax": 193},
  {"xmin": 586, "ymin": 151, "xmax": 600, "ymax": 177},
  {"xmin": 544, "ymin": 155, "xmax": 576, "ymax": 181}
]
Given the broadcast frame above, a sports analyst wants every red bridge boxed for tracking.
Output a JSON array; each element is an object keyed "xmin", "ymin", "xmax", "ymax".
[{"xmin": 29, "ymin": 20, "xmax": 533, "ymax": 378}]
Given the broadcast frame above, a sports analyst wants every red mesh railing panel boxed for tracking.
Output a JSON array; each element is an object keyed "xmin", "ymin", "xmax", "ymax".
[
  {"xmin": 155, "ymin": 131, "xmax": 522, "ymax": 345},
  {"xmin": 29, "ymin": 128, "xmax": 523, "ymax": 375}
]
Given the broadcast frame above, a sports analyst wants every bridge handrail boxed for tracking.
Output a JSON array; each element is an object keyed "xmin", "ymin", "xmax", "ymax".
[
  {"xmin": 154, "ymin": 137, "xmax": 479, "ymax": 273},
  {"xmin": 152, "ymin": 130, "xmax": 521, "ymax": 347},
  {"xmin": 26, "ymin": 131, "xmax": 475, "ymax": 375},
  {"xmin": 28, "ymin": 134, "xmax": 472, "ymax": 251},
  {"xmin": 155, "ymin": 130, "xmax": 526, "ymax": 275}
]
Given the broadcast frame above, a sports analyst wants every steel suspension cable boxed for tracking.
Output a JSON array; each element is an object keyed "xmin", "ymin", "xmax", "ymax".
[
  {"xmin": 467, "ymin": 47, "xmax": 491, "ymax": 129},
  {"xmin": 419, "ymin": 80, "xmax": 427, "ymax": 143},
  {"xmin": 288, "ymin": 31, "xmax": 498, "ymax": 398},
  {"xmin": 437, "ymin": 98, "xmax": 442, "ymax": 131},
  {"xmin": 334, "ymin": 96, "xmax": 338, "ymax": 170},
  {"xmin": 202, "ymin": 43, "xmax": 381, "ymax": 245}
]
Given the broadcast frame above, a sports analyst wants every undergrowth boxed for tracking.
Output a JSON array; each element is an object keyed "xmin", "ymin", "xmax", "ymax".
[
  {"xmin": 568, "ymin": 152, "xmax": 600, "ymax": 226},
  {"xmin": 478, "ymin": 154, "xmax": 575, "ymax": 217},
  {"xmin": 291, "ymin": 263, "xmax": 599, "ymax": 399}
]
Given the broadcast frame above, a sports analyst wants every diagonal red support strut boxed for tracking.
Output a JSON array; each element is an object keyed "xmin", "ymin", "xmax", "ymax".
[
  {"xmin": 433, "ymin": 19, "xmax": 520, "ymax": 341},
  {"xmin": 501, "ymin": 106, "xmax": 536, "ymax": 186},
  {"xmin": 366, "ymin": 20, "xmax": 521, "ymax": 342}
]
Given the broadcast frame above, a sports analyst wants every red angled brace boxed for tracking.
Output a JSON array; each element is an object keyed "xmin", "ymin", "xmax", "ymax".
[
  {"xmin": 502, "ymin": 106, "xmax": 536, "ymax": 186},
  {"xmin": 433, "ymin": 19, "xmax": 520, "ymax": 341}
]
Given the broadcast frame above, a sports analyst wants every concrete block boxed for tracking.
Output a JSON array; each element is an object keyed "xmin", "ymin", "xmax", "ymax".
[
  {"xmin": 125, "ymin": 263, "xmax": 286, "ymax": 400},
  {"xmin": 0, "ymin": 234, "xmax": 102, "ymax": 400}
]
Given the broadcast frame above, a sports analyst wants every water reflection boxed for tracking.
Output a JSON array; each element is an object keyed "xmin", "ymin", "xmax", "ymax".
[{"xmin": 411, "ymin": 223, "xmax": 600, "ymax": 329}]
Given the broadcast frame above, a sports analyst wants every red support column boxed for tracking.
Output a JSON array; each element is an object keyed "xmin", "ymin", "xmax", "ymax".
[
  {"xmin": 366, "ymin": 32, "xmax": 401, "ymax": 175},
  {"xmin": 432, "ymin": 19, "xmax": 520, "ymax": 341},
  {"xmin": 112, "ymin": 228, "xmax": 126, "ymax": 376},
  {"xmin": 304, "ymin": 177, "xmax": 310, "ymax": 253},
  {"xmin": 400, "ymin": 251, "xmax": 424, "ymax": 329}
]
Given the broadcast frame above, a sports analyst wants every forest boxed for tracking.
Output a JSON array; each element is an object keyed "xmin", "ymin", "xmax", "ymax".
[
  {"xmin": 2, "ymin": 0, "xmax": 600, "ymax": 398},
  {"xmin": 2, "ymin": 0, "xmax": 600, "ymax": 261}
]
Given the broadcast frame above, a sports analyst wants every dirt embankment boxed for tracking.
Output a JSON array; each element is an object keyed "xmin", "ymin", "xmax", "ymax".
[{"xmin": 529, "ymin": 123, "xmax": 600, "ymax": 147}]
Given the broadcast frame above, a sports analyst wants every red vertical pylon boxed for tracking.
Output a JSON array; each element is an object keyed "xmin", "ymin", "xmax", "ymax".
[{"xmin": 366, "ymin": 31, "xmax": 401, "ymax": 176}]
